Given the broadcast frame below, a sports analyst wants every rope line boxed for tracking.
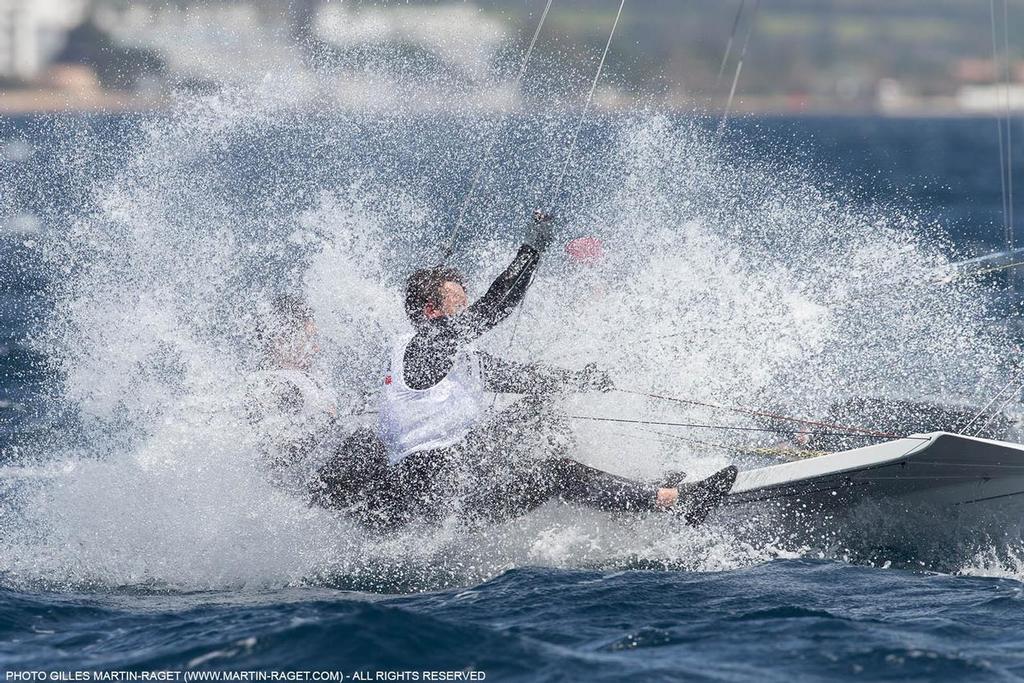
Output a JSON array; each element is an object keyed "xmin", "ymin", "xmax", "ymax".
[
  {"xmin": 443, "ymin": 0, "xmax": 554, "ymax": 260},
  {"xmin": 615, "ymin": 387, "xmax": 901, "ymax": 438},
  {"xmin": 568, "ymin": 413, "xmax": 896, "ymax": 439}
]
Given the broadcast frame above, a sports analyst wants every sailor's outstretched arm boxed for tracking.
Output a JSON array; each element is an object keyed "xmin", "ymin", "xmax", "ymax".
[
  {"xmin": 479, "ymin": 352, "xmax": 614, "ymax": 394},
  {"xmin": 454, "ymin": 210, "xmax": 555, "ymax": 340},
  {"xmin": 402, "ymin": 211, "xmax": 554, "ymax": 391}
]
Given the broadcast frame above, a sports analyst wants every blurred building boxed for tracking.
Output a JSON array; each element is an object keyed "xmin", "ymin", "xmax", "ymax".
[
  {"xmin": 88, "ymin": 0, "xmax": 516, "ymax": 111},
  {"xmin": 314, "ymin": 4, "xmax": 507, "ymax": 82},
  {"xmin": 957, "ymin": 84, "xmax": 1024, "ymax": 113},
  {"xmin": 94, "ymin": 2, "xmax": 299, "ymax": 88},
  {"xmin": 0, "ymin": 0, "xmax": 87, "ymax": 80}
]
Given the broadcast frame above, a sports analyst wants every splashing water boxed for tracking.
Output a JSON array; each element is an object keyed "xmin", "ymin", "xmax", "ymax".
[{"xmin": 0, "ymin": 86, "xmax": 1019, "ymax": 592}]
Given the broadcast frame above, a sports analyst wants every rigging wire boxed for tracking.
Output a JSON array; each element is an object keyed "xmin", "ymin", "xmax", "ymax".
[
  {"xmin": 715, "ymin": 0, "xmax": 747, "ymax": 90},
  {"xmin": 624, "ymin": 424, "xmax": 831, "ymax": 459},
  {"xmin": 442, "ymin": 0, "xmax": 554, "ymax": 260},
  {"xmin": 497, "ymin": 0, "xmax": 628, "ymax": 373},
  {"xmin": 718, "ymin": 0, "xmax": 760, "ymax": 136},
  {"xmin": 552, "ymin": 0, "xmax": 627, "ymax": 196},
  {"xmin": 1004, "ymin": 0, "xmax": 1015, "ymax": 252},
  {"xmin": 602, "ymin": 425, "xmax": 812, "ymax": 465},
  {"xmin": 955, "ymin": 257, "xmax": 1024, "ymax": 279},
  {"xmin": 568, "ymin": 413, "xmax": 898, "ymax": 440},
  {"xmin": 962, "ymin": 367, "xmax": 1024, "ymax": 435},
  {"xmin": 992, "ymin": 0, "xmax": 1011, "ymax": 247},
  {"xmin": 973, "ymin": 380, "xmax": 1023, "ymax": 437}
]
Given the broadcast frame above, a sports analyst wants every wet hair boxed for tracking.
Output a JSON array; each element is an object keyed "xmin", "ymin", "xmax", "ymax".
[
  {"xmin": 256, "ymin": 293, "xmax": 314, "ymax": 356},
  {"xmin": 405, "ymin": 266, "xmax": 463, "ymax": 323},
  {"xmin": 270, "ymin": 294, "xmax": 313, "ymax": 327}
]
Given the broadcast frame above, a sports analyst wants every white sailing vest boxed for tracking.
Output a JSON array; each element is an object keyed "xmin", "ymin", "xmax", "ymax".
[
  {"xmin": 277, "ymin": 368, "xmax": 337, "ymax": 415},
  {"xmin": 246, "ymin": 367, "xmax": 339, "ymax": 490},
  {"xmin": 246, "ymin": 368, "xmax": 338, "ymax": 449},
  {"xmin": 378, "ymin": 334, "xmax": 486, "ymax": 464}
]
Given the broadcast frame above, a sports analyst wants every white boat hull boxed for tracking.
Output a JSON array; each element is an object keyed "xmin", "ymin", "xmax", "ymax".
[{"xmin": 726, "ymin": 431, "xmax": 1024, "ymax": 513}]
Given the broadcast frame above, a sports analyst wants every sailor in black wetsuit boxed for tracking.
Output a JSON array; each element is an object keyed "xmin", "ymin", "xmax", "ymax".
[
  {"xmin": 245, "ymin": 295, "xmax": 389, "ymax": 518},
  {"xmin": 378, "ymin": 210, "xmax": 737, "ymax": 528}
]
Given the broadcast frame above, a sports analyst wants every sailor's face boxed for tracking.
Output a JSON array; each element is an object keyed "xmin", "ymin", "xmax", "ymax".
[
  {"xmin": 301, "ymin": 319, "xmax": 320, "ymax": 357},
  {"xmin": 429, "ymin": 281, "xmax": 468, "ymax": 318},
  {"xmin": 276, "ymin": 319, "xmax": 320, "ymax": 369}
]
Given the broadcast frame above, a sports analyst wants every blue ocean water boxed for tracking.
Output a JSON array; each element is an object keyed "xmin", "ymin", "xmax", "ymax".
[
  {"xmin": 5, "ymin": 561, "xmax": 1024, "ymax": 680},
  {"xmin": 3, "ymin": 111, "xmax": 1024, "ymax": 680}
]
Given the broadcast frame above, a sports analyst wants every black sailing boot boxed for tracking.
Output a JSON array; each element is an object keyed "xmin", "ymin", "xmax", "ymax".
[{"xmin": 674, "ymin": 465, "xmax": 738, "ymax": 526}]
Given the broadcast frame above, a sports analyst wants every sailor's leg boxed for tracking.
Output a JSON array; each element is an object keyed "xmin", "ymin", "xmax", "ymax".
[
  {"xmin": 467, "ymin": 458, "xmax": 737, "ymax": 526},
  {"xmin": 384, "ymin": 447, "xmax": 462, "ymax": 526},
  {"xmin": 552, "ymin": 460, "xmax": 738, "ymax": 524},
  {"xmin": 312, "ymin": 427, "xmax": 390, "ymax": 511},
  {"xmin": 464, "ymin": 457, "xmax": 660, "ymax": 524},
  {"xmin": 547, "ymin": 458, "xmax": 664, "ymax": 511}
]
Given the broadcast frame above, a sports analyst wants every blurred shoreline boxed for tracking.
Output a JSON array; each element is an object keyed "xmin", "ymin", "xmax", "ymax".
[
  {"xmin": 0, "ymin": 88, "xmax": 992, "ymax": 119},
  {"xmin": 4, "ymin": 1, "xmax": 1024, "ymax": 121}
]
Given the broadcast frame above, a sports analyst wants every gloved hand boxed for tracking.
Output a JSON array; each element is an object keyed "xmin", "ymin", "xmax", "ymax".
[
  {"xmin": 523, "ymin": 208, "xmax": 556, "ymax": 253},
  {"xmin": 574, "ymin": 362, "xmax": 614, "ymax": 392},
  {"xmin": 532, "ymin": 208, "xmax": 555, "ymax": 223}
]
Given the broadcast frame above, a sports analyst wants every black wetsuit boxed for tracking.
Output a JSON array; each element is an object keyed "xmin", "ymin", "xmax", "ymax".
[
  {"xmin": 403, "ymin": 244, "xmax": 544, "ymax": 390},
  {"xmin": 242, "ymin": 243, "xmax": 661, "ymax": 528},
  {"xmin": 385, "ymin": 398, "xmax": 662, "ymax": 528},
  {"xmin": 373, "ymin": 242, "xmax": 664, "ymax": 529}
]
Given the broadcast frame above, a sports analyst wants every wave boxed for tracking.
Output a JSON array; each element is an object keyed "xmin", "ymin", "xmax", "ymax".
[{"xmin": 2, "ymin": 562, "xmax": 1019, "ymax": 677}]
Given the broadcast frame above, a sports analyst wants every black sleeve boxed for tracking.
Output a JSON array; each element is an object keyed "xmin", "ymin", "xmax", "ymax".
[
  {"xmin": 458, "ymin": 244, "xmax": 540, "ymax": 338},
  {"xmin": 403, "ymin": 244, "xmax": 542, "ymax": 391},
  {"xmin": 479, "ymin": 351, "xmax": 577, "ymax": 394}
]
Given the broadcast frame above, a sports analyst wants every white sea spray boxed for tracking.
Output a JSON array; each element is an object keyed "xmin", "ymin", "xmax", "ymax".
[{"xmin": 0, "ymin": 86, "xmax": 1019, "ymax": 591}]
